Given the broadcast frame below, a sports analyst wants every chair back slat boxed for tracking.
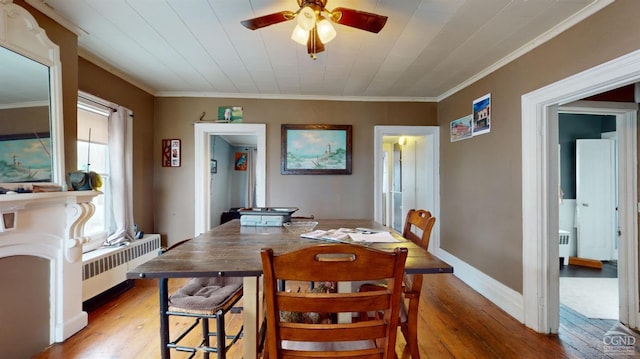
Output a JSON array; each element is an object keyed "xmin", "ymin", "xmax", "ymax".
[
  {"xmin": 277, "ymin": 291, "xmax": 390, "ymax": 313},
  {"xmin": 261, "ymin": 243, "xmax": 407, "ymax": 358}
]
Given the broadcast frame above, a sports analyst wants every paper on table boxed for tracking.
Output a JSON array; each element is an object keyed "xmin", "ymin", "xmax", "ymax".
[
  {"xmin": 348, "ymin": 231, "xmax": 399, "ymax": 243},
  {"xmin": 300, "ymin": 229, "xmax": 352, "ymax": 243}
]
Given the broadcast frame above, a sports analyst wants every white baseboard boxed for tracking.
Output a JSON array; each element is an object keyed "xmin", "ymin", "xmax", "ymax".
[{"xmin": 433, "ymin": 248, "xmax": 524, "ymax": 323}]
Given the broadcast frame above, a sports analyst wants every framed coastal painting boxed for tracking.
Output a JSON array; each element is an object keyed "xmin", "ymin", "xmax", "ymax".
[
  {"xmin": 281, "ymin": 124, "xmax": 352, "ymax": 175},
  {"xmin": 0, "ymin": 132, "xmax": 52, "ymax": 183}
]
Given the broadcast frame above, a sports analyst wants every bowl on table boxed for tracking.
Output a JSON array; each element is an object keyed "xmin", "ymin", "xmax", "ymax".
[{"xmin": 283, "ymin": 221, "xmax": 318, "ymax": 234}]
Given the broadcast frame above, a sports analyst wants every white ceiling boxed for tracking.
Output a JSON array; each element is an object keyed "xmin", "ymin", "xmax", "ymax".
[{"xmin": 23, "ymin": 0, "xmax": 609, "ymax": 102}]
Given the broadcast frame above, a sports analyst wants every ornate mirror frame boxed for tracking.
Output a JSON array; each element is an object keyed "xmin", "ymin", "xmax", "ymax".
[{"xmin": 0, "ymin": 0, "xmax": 65, "ymax": 187}]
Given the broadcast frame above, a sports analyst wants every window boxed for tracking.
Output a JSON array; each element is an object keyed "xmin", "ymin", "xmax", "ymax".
[
  {"xmin": 77, "ymin": 102, "xmax": 109, "ymax": 245},
  {"xmin": 77, "ymin": 93, "xmax": 133, "ymax": 252}
]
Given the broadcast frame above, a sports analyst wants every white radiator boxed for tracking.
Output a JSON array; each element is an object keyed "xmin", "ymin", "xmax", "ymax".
[
  {"xmin": 559, "ymin": 230, "xmax": 572, "ymax": 265},
  {"xmin": 82, "ymin": 234, "xmax": 161, "ymax": 301}
]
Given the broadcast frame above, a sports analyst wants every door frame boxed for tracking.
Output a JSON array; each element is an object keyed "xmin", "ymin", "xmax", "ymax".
[
  {"xmin": 522, "ymin": 50, "xmax": 640, "ymax": 333},
  {"xmin": 193, "ymin": 123, "xmax": 266, "ymax": 236},
  {"xmin": 373, "ymin": 126, "xmax": 440, "ymax": 249}
]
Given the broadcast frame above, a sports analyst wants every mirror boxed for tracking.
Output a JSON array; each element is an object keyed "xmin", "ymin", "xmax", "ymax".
[
  {"xmin": 0, "ymin": 1, "xmax": 65, "ymax": 188},
  {"xmin": 0, "ymin": 47, "xmax": 52, "ymax": 183}
]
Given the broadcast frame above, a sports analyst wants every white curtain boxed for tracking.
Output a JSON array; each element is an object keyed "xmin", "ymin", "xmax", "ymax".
[
  {"xmin": 104, "ymin": 106, "xmax": 135, "ymax": 245},
  {"xmin": 245, "ymin": 148, "xmax": 257, "ymax": 208}
]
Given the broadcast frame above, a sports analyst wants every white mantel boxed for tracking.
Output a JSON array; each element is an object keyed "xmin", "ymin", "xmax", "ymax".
[{"xmin": 0, "ymin": 190, "xmax": 100, "ymax": 343}]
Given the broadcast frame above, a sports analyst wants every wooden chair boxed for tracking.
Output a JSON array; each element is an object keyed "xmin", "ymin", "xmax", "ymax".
[
  {"xmin": 360, "ymin": 209, "xmax": 436, "ymax": 358},
  {"xmin": 261, "ymin": 243, "xmax": 408, "ymax": 359}
]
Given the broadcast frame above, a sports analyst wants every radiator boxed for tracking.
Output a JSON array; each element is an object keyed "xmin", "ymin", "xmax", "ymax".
[
  {"xmin": 82, "ymin": 234, "xmax": 160, "ymax": 301},
  {"xmin": 559, "ymin": 230, "xmax": 572, "ymax": 265}
]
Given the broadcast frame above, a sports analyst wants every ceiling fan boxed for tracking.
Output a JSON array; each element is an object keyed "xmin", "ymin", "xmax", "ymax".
[{"xmin": 241, "ymin": 0, "xmax": 388, "ymax": 59}]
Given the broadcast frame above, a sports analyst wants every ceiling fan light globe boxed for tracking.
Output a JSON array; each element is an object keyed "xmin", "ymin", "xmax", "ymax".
[
  {"xmin": 297, "ymin": 6, "xmax": 316, "ymax": 31},
  {"xmin": 291, "ymin": 25, "xmax": 309, "ymax": 45},
  {"xmin": 317, "ymin": 18, "xmax": 336, "ymax": 44}
]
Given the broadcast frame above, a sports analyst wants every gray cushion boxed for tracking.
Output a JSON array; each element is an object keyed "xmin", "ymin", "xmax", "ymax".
[{"xmin": 169, "ymin": 277, "xmax": 242, "ymax": 312}]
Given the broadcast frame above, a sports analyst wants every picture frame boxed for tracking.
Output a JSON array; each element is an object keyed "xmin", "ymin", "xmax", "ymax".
[
  {"xmin": 281, "ymin": 124, "xmax": 352, "ymax": 175},
  {"xmin": 450, "ymin": 114, "xmax": 473, "ymax": 142},
  {"xmin": 472, "ymin": 93, "xmax": 491, "ymax": 136},
  {"xmin": 0, "ymin": 132, "xmax": 52, "ymax": 183},
  {"xmin": 162, "ymin": 139, "xmax": 181, "ymax": 167},
  {"xmin": 234, "ymin": 152, "xmax": 247, "ymax": 171},
  {"xmin": 217, "ymin": 106, "xmax": 243, "ymax": 122},
  {"xmin": 210, "ymin": 159, "xmax": 217, "ymax": 174}
]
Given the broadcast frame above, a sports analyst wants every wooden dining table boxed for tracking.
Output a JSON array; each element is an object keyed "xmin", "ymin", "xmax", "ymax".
[{"xmin": 127, "ymin": 219, "xmax": 453, "ymax": 359}]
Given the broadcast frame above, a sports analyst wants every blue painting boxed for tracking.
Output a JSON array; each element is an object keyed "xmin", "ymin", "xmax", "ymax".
[
  {"xmin": 0, "ymin": 134, "xmax": 52, "ymax": 182},
  {"xmin": 282, "ymin": 125, "xmax": 352, "ymax": 175}
]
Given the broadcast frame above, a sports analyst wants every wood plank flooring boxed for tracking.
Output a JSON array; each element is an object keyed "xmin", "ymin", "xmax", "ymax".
[{"xmin": 32, "ymin": 273, "xmax": 640, "ymax": 358}]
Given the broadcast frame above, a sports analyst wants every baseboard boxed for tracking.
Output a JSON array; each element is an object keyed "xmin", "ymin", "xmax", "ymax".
[
  {"xmin": 82, "ymin": 279, "xmax": 135, "ymax": 312},
  {"xmin": 433, "ymin": 248, "xmax": 525, "ymax": 323}
]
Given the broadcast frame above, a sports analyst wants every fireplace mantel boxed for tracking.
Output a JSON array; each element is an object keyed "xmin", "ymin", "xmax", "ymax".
[
  {"xmin": 0, "ymin": 191, "xmax": 98, "ymax": 208},
  {"xmin": 0, "ymin": 190, "xmax": 100, "ymax": 343},
  {"xmin": 0, "ymin": 190, "xmax": 101, "ymax": 261}
]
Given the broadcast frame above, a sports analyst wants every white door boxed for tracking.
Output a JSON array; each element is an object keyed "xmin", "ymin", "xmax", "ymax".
[
  {"xmin": 576, "ymin": 139, "xmax": 616, "ymax": 260},
  {"xmin": 374, "ymin": 126, "xmax": 440, "ymax": 250}
]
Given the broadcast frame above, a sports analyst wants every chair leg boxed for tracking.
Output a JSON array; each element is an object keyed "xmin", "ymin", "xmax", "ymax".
[
  {"xmin": 202, "ymin": 318, "xmax": 210, "ymax": 359},
  {"xmin": 216, "ymin": 309, "xmax": 226, "ymax": 359},
  {"xmin": 401, "ymin": 320, "xmax": 420, "ymax": 359}
]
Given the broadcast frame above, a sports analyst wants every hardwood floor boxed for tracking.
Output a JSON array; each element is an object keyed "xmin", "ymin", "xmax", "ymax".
[
  {"xmin": 33, "ymin": 273, "xmax": 640, "ymax": 359},
  {"xmin": 560, "ymin": 260, "xmax": 617, "ymax": 278}
]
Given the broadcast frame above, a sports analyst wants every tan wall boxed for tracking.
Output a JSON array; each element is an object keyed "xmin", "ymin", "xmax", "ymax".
[
  {"xmin": 77, "ymin": 58, "xmax": 156, "ymax": 234},
  {"xmin": 154, "ymin": 98, "xmax": 436, "ymax": 243},
  {"xmin": 0, "ymin": 107, "xmax": 49, "ymax": 134},
  {"xmin": 19, "ymin": 0, "xmax": 156, "ymax": 235},
  {"xmin": 438, "ymin": 0, "xmax": 640, "ymax": 292}
]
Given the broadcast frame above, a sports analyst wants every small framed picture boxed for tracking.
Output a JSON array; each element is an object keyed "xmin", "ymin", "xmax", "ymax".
[
  {"xmin": 162, "ymin": 139, "xmax": 181, "ymax": 167},
  {"xmin": 235, "ymin": 152, "xmax": 247, "ymax": 171},
  {"xmin": 211, "ymin": 159, "xmax": 217, "ymax": 174}
]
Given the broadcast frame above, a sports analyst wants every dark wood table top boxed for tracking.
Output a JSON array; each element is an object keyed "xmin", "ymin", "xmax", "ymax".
[{"xmin": 127, "ymin": 219, "xmax": 453, "ymax": 279}]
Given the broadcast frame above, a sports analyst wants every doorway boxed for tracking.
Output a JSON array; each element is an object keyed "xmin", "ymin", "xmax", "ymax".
[
  {"xmin": 521, "ymin": 50, "xmax": 640, "ymax": 333},
  {"xmin": 558, "ymin": 108, "xmax": 621, "ymax": 321},
  {"xmin": 373, "ymin": 126, "xmax": 440, "ymax": 250},
  {"xmin": 193, "ymin": 123, "xmax": 266, "ymax": 236}
]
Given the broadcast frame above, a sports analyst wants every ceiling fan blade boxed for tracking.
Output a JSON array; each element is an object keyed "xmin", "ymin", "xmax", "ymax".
[
  {"xmin": 241, "ymin": 11, "xmax": 295, "ymax": 30},
  {"xmin": 330, "ymin": 7, "xmax": 388, "ymax": 33}
]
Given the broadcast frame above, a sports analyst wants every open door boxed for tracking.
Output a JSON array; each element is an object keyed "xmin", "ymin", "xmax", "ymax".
[
  {"xmin": 575, "ymin": 139, "xmax": 617, "ymax": 261},
  {"xmin": 374, "ymin": 126, "xmax": 440, "ymax": 250}
]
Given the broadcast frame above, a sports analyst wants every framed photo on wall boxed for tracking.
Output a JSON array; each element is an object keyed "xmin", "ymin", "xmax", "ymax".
[
  {"xmin": 162, "ymin": 138, "xmax": 181, "ymax": 167},
  {"xmin": 234, "ymin": 152, "xmax": 247, "ymax": 171},
  {"xmin": 281, "ymin": 124, "xmax": 352, "ymax": 175}
]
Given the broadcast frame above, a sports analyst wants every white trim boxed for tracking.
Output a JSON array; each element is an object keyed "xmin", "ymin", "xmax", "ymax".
[
  {"xmin": 25, "ymin": 0, "xmax": 86, "ymax": 36},
  {"xmin": 0, "ymin": 0, "xmax": 65, "ymax": 188},
  {"xmin": 435, "ymin": 248, "xmax": 524, "ymax": 321},
  {"xmin": 522, "ymin": 50, "xmax": 640, "ymax": 333},
  {"xmin": 194, "ymin": 123, "xmax": 266, "ymax": 236},
  {"xmin": 0, "ymin": 100, "xmax": 49, "ymax": 109},
  {"xmin": 157, "ymin": 91, "xmax": 436, "ymax": 103},
  {"xmin": 373, "ymin": 126, "xmax": 440, "ymax": 250}
]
